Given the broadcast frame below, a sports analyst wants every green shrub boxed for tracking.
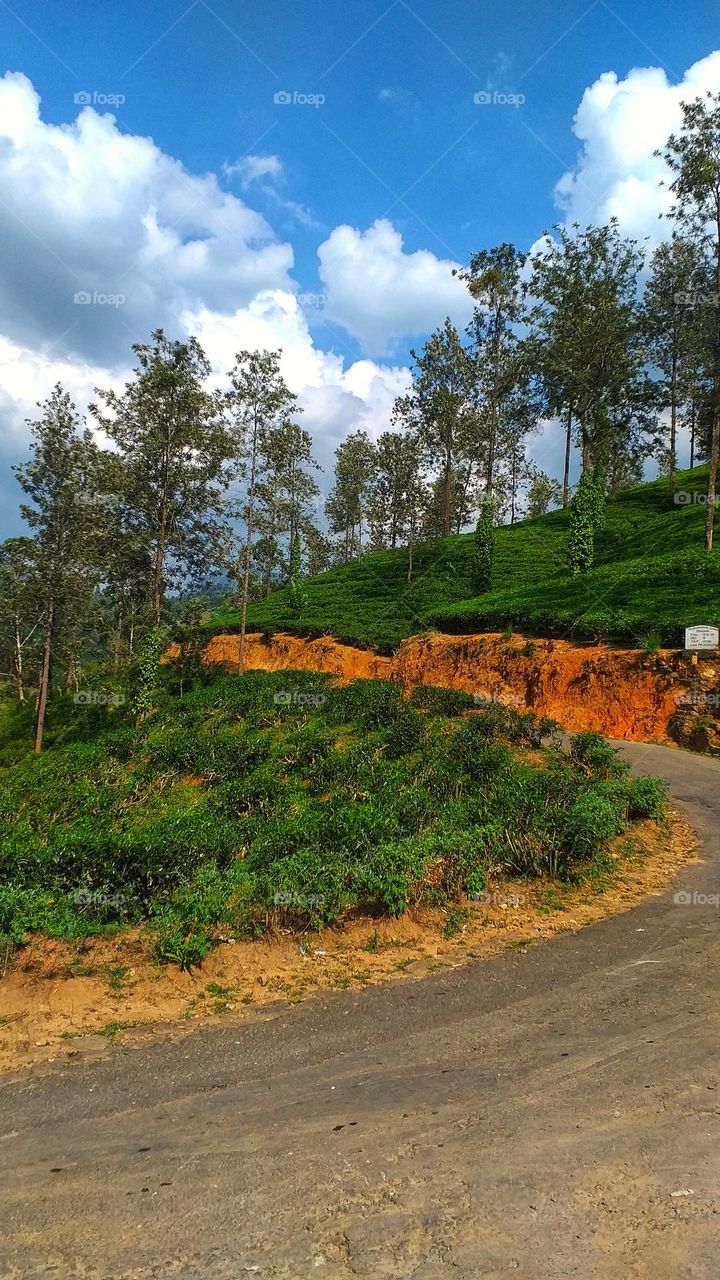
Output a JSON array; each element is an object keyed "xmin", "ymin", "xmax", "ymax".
[
  {"xmin": 569, "ymin": 731, "xmax": 628, "ymax": 780},
  {"xmin": 410, "ymin": 685, "xmax": 477, "ymax": 716},
  {"xmin": 0, "ymin": 667, "xmax": 667, "ymax": 964},
  {"xmin": 327, "ymin": 679, "xmax": 404, "ymax": 729}
]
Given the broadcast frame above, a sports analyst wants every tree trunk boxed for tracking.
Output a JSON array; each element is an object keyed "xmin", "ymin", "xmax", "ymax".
[
  {"xmin": 13, "ymin": 618, "xmax": 25, "ymax": 704},
  {"xmin": 690, "ymin": 401, "xmax": 696, "ymax": 470},
  {"xmin": 562, "ymin": 408, "xmax": 572, "ymax": 507},
  {"xmin": 34, "ymin": 600, "xmax": 54, "ymax": 754},
  {"xmin": 707, "ymin": 216, "xmax": 720, "ymax": 553},
  {"xmin": 442, "ymin": 450, "xmax": 452, "ymax": 537},
  {"xmin": 239, "ymin": 421, "xmax": 259, "ymax": 674},
  {"xmin": 669, "ymin": 348, "xmax": 677, "ymax": 495},
  {"xmin": 705, "ymin": 401, "xmax": 720, "ymax": 552},
  {"xmin": 581, "ymin": 423, "xmax": 590, "ymax": 472}
]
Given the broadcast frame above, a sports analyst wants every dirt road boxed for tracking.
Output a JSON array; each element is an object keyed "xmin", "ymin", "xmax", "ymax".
[{"xmin": 2, "ymin": 741, "xmax": 719, "ymax": 1279}]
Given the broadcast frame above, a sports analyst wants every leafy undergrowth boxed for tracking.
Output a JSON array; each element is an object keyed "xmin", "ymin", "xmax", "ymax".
[
  {"xmin": 208, "ymin": 464, "xmax": 720, "ymax": 651},
  {"xmin": 0, "ymin": 670, "xmax": 667, "ymax": 970}
]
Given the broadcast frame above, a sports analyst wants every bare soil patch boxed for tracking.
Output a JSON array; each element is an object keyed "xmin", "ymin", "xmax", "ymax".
[{"xmin": 0, "ymin": 812, "xmax": 697, "ymax": 1075}]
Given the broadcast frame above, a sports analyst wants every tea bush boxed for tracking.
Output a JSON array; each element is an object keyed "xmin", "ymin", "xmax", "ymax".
[{"xmin": 0, "ymin": 669, "xmax": 666, "ymax": 962}]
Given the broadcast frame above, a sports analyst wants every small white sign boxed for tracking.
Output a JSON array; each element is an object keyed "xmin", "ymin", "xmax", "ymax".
[{"xmin": 685, "ymin": 625, "xmax": 719, "ymax": 650}]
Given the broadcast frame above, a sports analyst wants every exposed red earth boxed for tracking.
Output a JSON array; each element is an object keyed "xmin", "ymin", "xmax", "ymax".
[{"xmin": 181, "ymin": 629, "xmax": 719, "ymax": 747}]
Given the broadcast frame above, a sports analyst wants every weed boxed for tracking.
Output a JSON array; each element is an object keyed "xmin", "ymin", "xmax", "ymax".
[{"xmin": 443, "ymin": 906, "xmax": 471, "ymax": 940}]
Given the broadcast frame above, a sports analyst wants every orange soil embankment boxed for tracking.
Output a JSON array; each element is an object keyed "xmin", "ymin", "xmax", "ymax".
[{"xmin": 192, "ymin": 630, "xmax": 709, "ymax": 743}]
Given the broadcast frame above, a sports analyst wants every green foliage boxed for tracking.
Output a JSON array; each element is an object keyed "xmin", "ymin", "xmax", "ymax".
[
  {"xmin": 471, "ymin": 496, "xmax": 495, "ymax": 593},
  {"xmin": 287, "ymin": 533, "xmax": 307, "ymax": 617},
  {"xmin": 409, "ymin": 685, "xmax": 477, "ymax": 717},
  {"xmin": 0, "ymin": 669, "xmax": 666, "ymax": 967},
  {"xmin": 203, "ymin": 466, "xmax": 720, "ymax": 652},
  {"xmin": 132, "ymin": 626, "xmax": 167, "ymax": 717},
  {"xmin": 568, "ymin": 469, "xmax": 606, "ymax": 575}
]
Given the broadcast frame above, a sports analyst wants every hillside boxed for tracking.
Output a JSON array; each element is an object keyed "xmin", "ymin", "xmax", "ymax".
[
  {"xmin": 207, "ymin": 465, "xmax": 720, "ymax": 653},
  {"xmin": 0, "ymin": 669, "xmax": 668, "ymax": 968}
]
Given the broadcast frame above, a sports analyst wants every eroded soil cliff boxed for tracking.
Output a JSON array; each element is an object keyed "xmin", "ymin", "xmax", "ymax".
[{"xmin": 192, "ymin": 630, "xmax": 720, "ymax": 747}]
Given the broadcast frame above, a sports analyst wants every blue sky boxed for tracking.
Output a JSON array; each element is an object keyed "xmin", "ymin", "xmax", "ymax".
[
  {"xmin": 5, "ymin": 0, "xmax": 716, "ymax": 282},
  {"xmin": 1, "ymin": 0, "xmax": 719, "ymax": 536}
]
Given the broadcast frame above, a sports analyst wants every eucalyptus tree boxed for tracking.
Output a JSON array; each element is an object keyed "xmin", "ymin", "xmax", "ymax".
[
  {"xmin": 393, "ymin": 319, "xmax": 475, "ymax": 537},
  {"xmin": 659, "ymin": 91, "xmax": 720, "ymax": 549},
  {"xmin": 644, "ymin": 235, "xmax": 708, "ymax": 491},
  {"xmin": 528, "ymin": 221, "xmax": 647, "ymax": 486},
  {"xmin": 92, "ymin": 331, "xmax": 232, "ymax": 629},
  {"xmin": 254, "ymin": 417, "xmax": 320, "ymax": 592},
  {"xmin": 459, "ymin": 243, "xmax": 528, "ymax": 498},
  {"xmin": 225, "ymin": 349, "xmax": 301, "ymax": 668},
  {"xmin": 366, "ymin": 430, "xmax": 426, "ymax": 550},
  {"xmin": 13, "ymin": 385, "xmax": 104, "ymax": 750},
  {"xmin": 325, "ymin": 430, "xmax": 376, "ymax": 561},
  {"xmin": 0, "ymin": 537, "xmax": 44, "ymax": 704}
]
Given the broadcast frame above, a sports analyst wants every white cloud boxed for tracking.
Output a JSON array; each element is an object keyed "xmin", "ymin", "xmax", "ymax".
[
  {"xmin": 555, "ymin": 51, "xmax": 720, "ymax": 243},
  {"xmin": 317, "ymin": 219, "xmax": 474, "ymax": 356},
  {"xmin": 223, "ymin": 153, "xmax": 283, "ymax": 186},
  {"xmin": 0, "ymin": 72, "xmax": 416, "ymax": 531},
  {"xmin": 184, "ymin": 292, "xmax": 410, "ymax": 479},
  {"xmin": 0, "ymin": 72, "xmax": 294, "ymax": 365}
]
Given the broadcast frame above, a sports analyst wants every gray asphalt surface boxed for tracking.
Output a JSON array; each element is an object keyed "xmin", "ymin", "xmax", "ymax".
[{"xmin": 1, "ymin": 740, "xmax": 719, "ymax": 1280}]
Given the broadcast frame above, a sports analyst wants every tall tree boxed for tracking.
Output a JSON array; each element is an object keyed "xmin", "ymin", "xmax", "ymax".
[
  {"xmin": 460, "ymin": 244, "xmax": 528, "ymax": 497},
  {"xmin": 0, "ymin": 537, "xmax": 44, "ymax": 705},
  {"xmin": 393, "ymin": 320, "xmax": 474, "ymax": 536},
  {"xmin": 659, "ymin": 92, "xmax": 720, "ymax": 549},
  {"xmin": 92, "ymin": 331, "xmax": 232, "ymax": 627},
  {"xmin": 644, "ymin": 236, "xmax": 708, "ymax": 492},
  {"xmin": 254, "ymin": 418, "xmax": 320, "ymax": 592},
  {"xmin": 367, "ymin": 431, "xmax": 417, "ymax": 550},
  {"xmin": 13, "ymin": 385, "xmax": 103, "ymax": 750},
  {"xmin": 225, "ymin": 349, "xmax": 300, "ymax": 669},
  {"xmin": 528, "ymin": 222, "xmax": 647, "ymax": 481},
  {"xmin": 325, "ymin": 430, "xmax": 376, "ymax": 561}
]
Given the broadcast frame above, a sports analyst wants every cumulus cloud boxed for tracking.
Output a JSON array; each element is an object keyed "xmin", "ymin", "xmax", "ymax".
[
  {"xmin": 0, "ymin": 72, "xmax": 294, "ymax": 366},
  {"xmin": 0, "ymin": 72, "xmax": 414, "ymax": 532},
  {"xmin": 317, "ymin": 219, "xmax": 474, "ymax": 356},
  {"xmin": 184, "ymin": 291, "xmax": 410, "ymax": 481},
  {"xmin": 555, "ymin": 51, "xmax": 720, "ymax": 243}
]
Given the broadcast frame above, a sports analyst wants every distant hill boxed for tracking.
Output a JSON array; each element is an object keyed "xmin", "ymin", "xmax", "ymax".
[{"xmin": 206, "ymin": 464, "xmax": 720, "ymax": 653}]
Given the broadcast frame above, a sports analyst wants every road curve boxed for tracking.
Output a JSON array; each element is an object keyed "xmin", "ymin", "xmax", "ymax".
[{"xmin": 1, "ymin": 742, "xmax": 719, "ymax": 1280}]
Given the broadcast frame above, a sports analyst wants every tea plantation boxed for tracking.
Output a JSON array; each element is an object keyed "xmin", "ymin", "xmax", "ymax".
[
  {"xmin": 208, "ymin": 465, "xmax": 720, "ymax": 652},
  {"xmin": 0, "ymin": 669, "xmax": 666, "ymax": 968}
]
